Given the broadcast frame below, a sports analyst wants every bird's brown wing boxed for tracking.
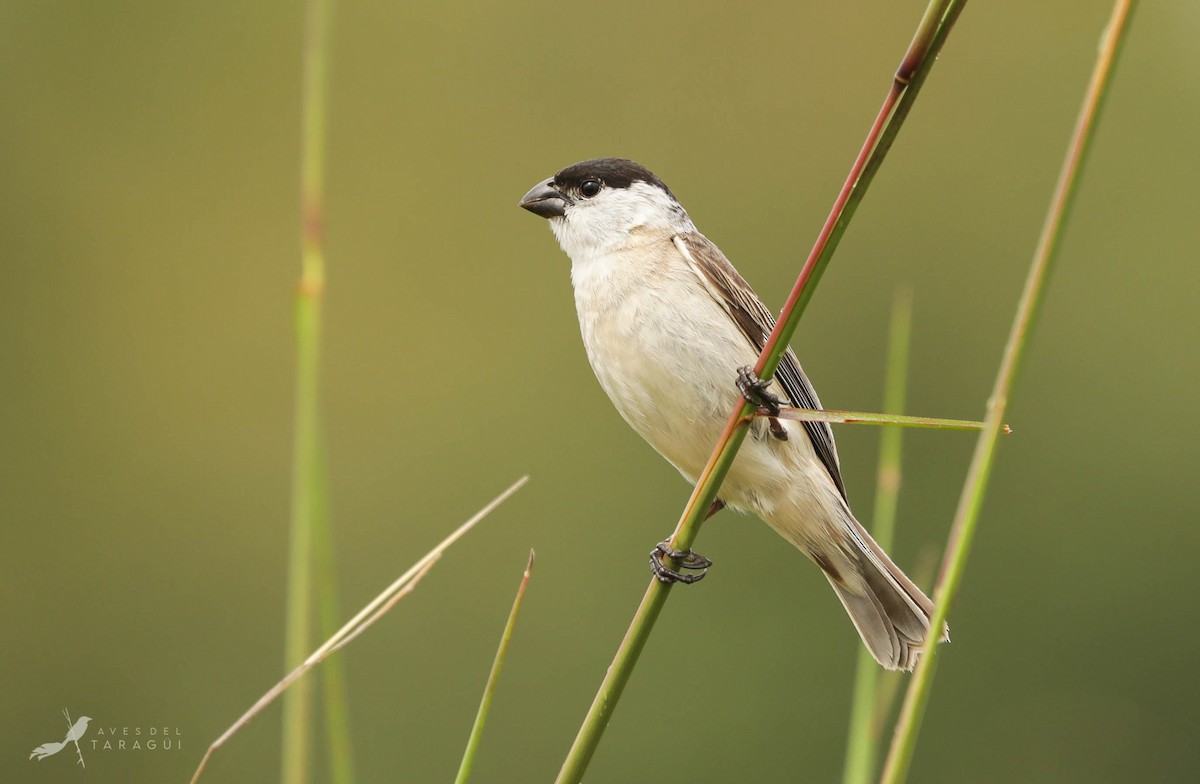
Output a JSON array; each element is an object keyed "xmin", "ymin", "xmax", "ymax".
[{"xmin": 673, "ymin": 232, "xmax": 847, "ymax": 501}]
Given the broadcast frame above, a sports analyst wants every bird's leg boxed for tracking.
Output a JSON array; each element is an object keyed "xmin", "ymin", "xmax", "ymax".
[
  {"xmin": 736, "ymin": 366, "xmax": 788, "ymax": 441},
  {"xmin": 706, "ymin": 497, "xmax": 725, "ymax": 519}
]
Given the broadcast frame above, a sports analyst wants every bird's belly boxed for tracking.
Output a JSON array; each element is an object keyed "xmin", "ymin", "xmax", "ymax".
[{"xmin": 574, "ymin": 276, "xmax": 807, "ymax": 511}]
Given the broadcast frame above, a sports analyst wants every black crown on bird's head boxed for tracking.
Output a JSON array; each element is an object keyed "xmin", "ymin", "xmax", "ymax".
[{"xmin": 552, "ymin": 158, "xmax": 676, "ymax": 200}]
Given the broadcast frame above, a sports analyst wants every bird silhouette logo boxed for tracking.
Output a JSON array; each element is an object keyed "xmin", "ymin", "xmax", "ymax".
[{"xmin": 29, "ymin": 709, "xmax": 91, "ymax": 767}]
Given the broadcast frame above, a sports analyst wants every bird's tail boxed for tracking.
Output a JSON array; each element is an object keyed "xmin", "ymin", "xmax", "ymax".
[
  {"xmin": 823, "ymin": 516, "xmax": 948, "ymax": 672},
  {"xmin": 29, "ymin": 741, "xmax": 66, "ymax": 760}
]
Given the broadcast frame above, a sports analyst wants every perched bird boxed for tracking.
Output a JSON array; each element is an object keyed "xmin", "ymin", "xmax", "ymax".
[
  {"xmin": 29, "ymin": 714, "xmax": 91, "ymax": 761},
  {"xmin": 519, "ymin": 157, "xmax": 946, "ymax": 670}
]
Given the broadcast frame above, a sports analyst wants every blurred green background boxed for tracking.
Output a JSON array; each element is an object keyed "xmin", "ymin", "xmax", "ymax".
[{"xmin": 3, "ymin": 2, "xmax": 1197, "ymax": 782}]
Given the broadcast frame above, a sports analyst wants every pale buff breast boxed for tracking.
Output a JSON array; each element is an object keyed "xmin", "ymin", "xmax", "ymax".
[{"xmin": 569, "ymin": 239, "xmax": 826, "ymax": 518}]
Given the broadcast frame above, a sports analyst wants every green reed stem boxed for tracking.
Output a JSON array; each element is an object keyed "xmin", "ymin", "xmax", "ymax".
[
  {"xmin": 455, "ymin": 551, "xmax": 536, "ymax": 784},
  {"xmin": 842, "ymin": 289, "xmax": 913, "ymax": 784},
  {"xmin": 879, "ymin": 3, "xmax": 1138, "ymax": 782},
  {"xmin": 554, "ymin": 4, "xmax": 964, "ymax": 782},
  {"xmin": 283, "ymin": 1, "xmax": 337, "ymax": 782}
]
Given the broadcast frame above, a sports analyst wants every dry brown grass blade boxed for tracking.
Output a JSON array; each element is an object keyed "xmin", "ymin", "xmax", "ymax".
[{"xmin": 188, "ymin": 476, "xmax": 529, "ymax": 784}]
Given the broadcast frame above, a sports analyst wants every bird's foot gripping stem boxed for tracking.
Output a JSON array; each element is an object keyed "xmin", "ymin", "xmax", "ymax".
[
  {"xmin": 736, "ymin": 365, "xmax": 781, "ymax": 414},
  {"xmin": 650, "ymin": 540, "xmax": 713, "ymax": 584},
  {"xmin": 736, "ymin": 366, "xmax": 788, "ymax": 441}
]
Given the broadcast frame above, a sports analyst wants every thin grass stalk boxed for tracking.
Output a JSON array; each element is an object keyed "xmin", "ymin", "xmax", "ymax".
[
  {"xmin": 282, "ymin": 274, "xmax": 318, "ymax": 784},
  {"xmin": 554, "ymin": 4, "xmax": 964, "ymax": 782},
  {"xmin": 312, "ymin": 444, "xmax": 355, "ymax": 784},
  {"xmin": 283, "ymin": 0, "xmax": 336, "ymax": 782},
  {"xmin": 767, "ymin": 406, "xmax": 988, "ymax": 431},
  {"xmin": 878, "ymin": 3, "xmax": 1138, "ymax": 782},
  {"xmin": 842, "ymin": 290, "xmax": 912, "ymax": 784},
  {"xmin": 454, "ymin": 551, "xmax": 536, "ymax": 784}
]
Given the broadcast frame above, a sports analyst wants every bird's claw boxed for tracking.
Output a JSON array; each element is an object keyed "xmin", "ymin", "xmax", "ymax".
[
  {"xmin": 650, "ymin": 540, "xmax": 713, "ymax": 584},
  {"xmin": 737, "ymin": 366, "xmax": 788, "ymax": 440},
  {"xmin": 736, "ymin": 366, "xmax": 781, "ymax": 415}
]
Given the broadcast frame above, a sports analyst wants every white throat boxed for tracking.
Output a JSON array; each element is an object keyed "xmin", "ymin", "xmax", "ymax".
[{"xmin": 549, "ymin": 181, "xmax": 695, "ymax": 263}]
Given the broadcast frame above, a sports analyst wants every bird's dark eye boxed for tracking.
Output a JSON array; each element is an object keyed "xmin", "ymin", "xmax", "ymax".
[{"xmin": 580, "ymin": 179, "xmax": 602, "ymax": 198}]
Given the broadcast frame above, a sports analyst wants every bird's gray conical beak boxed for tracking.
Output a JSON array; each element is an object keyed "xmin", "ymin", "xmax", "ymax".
[{"xmin": 519, "ymin": 178, "xmax": 570, "ymax": 218}]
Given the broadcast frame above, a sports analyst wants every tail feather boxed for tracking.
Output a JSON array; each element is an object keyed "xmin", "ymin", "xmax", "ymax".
[{"xmin": 826, "ymin": 518, "xmax": 948, "ymax": 672}]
